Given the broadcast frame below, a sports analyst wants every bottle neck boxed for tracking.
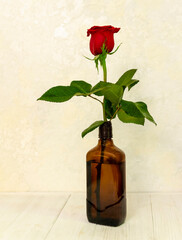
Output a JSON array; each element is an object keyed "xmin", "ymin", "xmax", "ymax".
[
  {"xmin": 99, "ymin": 121, "xmax": 113, "ymax": 140},
  {"xmin": 98, "ymin": 139, "xmax": 113, "ymax": 146}
]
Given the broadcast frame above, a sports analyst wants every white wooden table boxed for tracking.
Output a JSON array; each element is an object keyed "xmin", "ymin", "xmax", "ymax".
[{"xmin": 0, "ymin": 192, "xmax": 181, "ymax": 240}]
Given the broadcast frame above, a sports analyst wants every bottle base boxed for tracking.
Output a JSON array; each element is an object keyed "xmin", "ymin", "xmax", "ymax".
[{"xmin": 87, "ymin": 215, "xmax": 125, "ymax": 227}]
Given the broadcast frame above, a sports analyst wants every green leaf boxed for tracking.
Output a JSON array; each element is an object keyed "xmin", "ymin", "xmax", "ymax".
[
  {"xmin": 128, "ymin": 79, "xmax": 139, "ymax": 91},
  {"xmin": 81, "ymin": 120, "xmax": 104, "ymax": 138},
  {"xmin": 99, "ymin": 53, "xmax": 107, "ymax": 67},
  {"xmin": 83, "ymin": 55, "xmax": 99, "ymax": 72},
  {"xmin": 101, "ymin": 43, "xmax": 107, "ymax": 56},
  {"xmin": 117, "ymin": 99, "xmax": 156, "ymax": 126},
  {"xmin": 120, "ymin": 100, "xmax": 144, "ymax": 118},
  {"xmin": 118, "ymin": 108, "xmax": 145, "ymax": 125},
  {"xmin": 91, "ymin": 82, "xmax": 112, "ymax": 96},
  {"xmin": 116, "ymin": 69, "xmax": 137, "ymax": 88},
  {"xmin": 103, "ymin": 84, "xmax": 124, "ymax": 106},
  {"xmin": 94, "ymin": 58, "xmax": 99, "ymax": 72},
  {"xmin": 37, "ymin": 80, "xmax": 93, "ymax": 103},
  {"xmin": 37, "ymin": 86, "xmax": 79, "ymax": 103},
  {"xmin": 118, "ymin": 99, "xmax": 145, "ymax": 125},
  {"xmin": 104, "ymin": 99, "xmax": 117, "ymax": 119},
  {"xmin": 108, "ymin": 43, "xmax": 122, "ymax": 55},
  {"xmin": 135, "ymin": 102, "xmax": 157, "ymax": 125},
  {"xmin": 83, "ymin": 55, "xmax": 95, "ymax": 61},
  {"xmin": 70, "ymin": 80, "xmax": 92, "ymax": 95}
]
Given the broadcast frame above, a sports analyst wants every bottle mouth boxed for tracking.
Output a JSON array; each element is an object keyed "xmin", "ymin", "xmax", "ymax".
[{"xmin": 99, "ymin": 121, "xmax": 113, "ymax": 139}]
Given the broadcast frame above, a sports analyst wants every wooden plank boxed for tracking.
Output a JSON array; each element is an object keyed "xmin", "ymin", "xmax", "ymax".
[
  {"xmin": 0, "ymin": 193, "xmax": 69, "ymax": 240},
  {"xmin": 0, "ymin": 192, "xmax": 181, "ymax": 240},
  {"xmin": 0, "ymin": 194, "xmax": 34, "ymax": 234},
  {"xmin": 45, "ymin": 192, "xmax": 96, "ymax": 240},
  {"xmin": 46, "ymin": 193, "xmax": 154, "ymax": 240},
  {"xmin": 171, "ymin": 193, "xmax": 182, "ymax": 227},
  {"xmin": 92, "ymin": 193, "xmax": 154, "ymax": 240},
  {"xmin": 151, "ymin": 193, "xmax": 182, "ymax": 240}
]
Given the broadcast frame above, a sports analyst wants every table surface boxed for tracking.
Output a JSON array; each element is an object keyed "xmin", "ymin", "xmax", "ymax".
[{"xmin": 0, "ymin": 192, "xmax": 181, "ymax": 240}]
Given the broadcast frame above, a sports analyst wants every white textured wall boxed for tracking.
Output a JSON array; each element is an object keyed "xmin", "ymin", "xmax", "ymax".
[{"xmin": 0, "ymin": 0, "xmax": 181, "ymax": 192}]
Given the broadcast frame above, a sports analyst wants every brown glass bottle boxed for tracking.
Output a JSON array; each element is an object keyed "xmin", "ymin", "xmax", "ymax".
[{"xmin": 86, "ymin": 121, "xmax": 126, "ymax": 227}]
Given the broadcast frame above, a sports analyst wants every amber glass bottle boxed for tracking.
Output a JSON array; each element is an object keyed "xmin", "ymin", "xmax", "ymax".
[{"xmin": 86, "ymin": 121, "xmax": 126, "ymax": 227}]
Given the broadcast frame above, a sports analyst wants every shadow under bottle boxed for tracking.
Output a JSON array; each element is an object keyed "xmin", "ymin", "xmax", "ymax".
[{"xmin": 86, "ymin": 121, "xmax": 126, "ymax": 227}]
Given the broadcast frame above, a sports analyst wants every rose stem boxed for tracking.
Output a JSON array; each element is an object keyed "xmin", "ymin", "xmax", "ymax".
[
  {"xmin": 96, "ymin": 139, "xmax": 105, "ymax": 218},
  {"xmin": 96, "ymin": 53, "xmax": 107, "ymax": 219},
  {"xmin": 102, "ymin": 56, "xmax": 107, "ymax": 121}
]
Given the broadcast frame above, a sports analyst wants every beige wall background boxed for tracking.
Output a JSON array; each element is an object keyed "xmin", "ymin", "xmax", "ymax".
[{"xmin": 0, "ymin": 0, "xmax": 181, "ymax": 192}]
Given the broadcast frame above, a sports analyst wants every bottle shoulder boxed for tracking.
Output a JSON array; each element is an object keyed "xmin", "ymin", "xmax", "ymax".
[
  {"xmin": 86, "ymin": 141, "xmax": 125, "ymax": 163},
  {"xmin": 86, "ymin": 145, "xmax": 98, "ymax": 158}
]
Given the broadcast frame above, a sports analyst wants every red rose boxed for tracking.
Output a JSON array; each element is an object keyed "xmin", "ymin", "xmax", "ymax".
[{"xmin": 87, "ymin": 25, "xmax": 120, "ymax": 56}]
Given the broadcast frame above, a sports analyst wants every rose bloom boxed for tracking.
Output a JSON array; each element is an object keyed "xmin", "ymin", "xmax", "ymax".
[{"xmin": 87, "ymin": 25, "xmax": 120, "ymax": 56}]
